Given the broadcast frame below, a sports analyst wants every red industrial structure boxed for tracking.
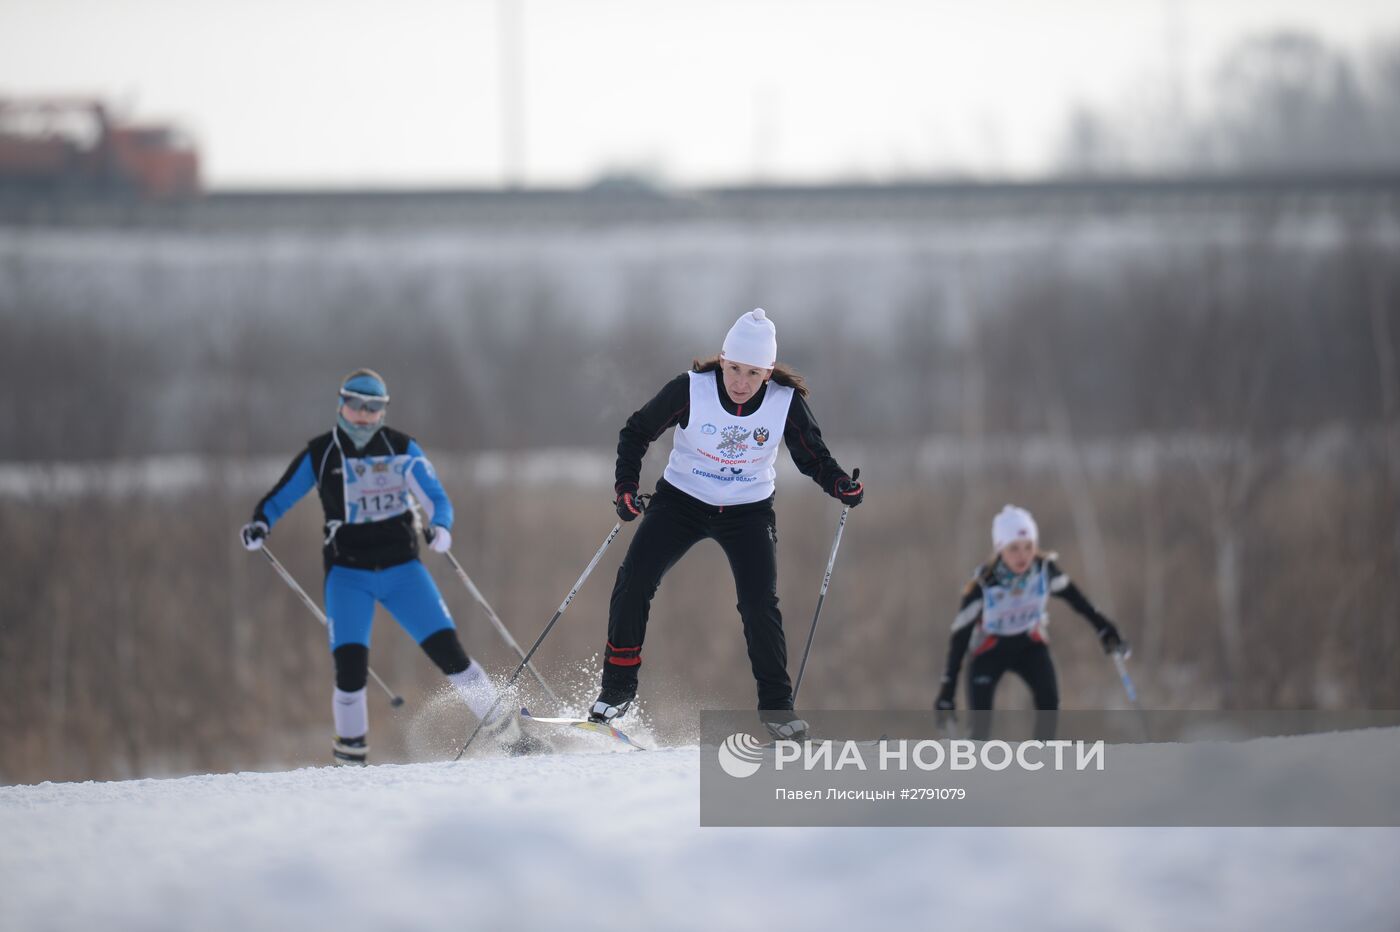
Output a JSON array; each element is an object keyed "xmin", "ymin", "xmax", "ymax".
[{"xmin": 0, "ymin": 97, "xmax": 200, "ymax": 198}]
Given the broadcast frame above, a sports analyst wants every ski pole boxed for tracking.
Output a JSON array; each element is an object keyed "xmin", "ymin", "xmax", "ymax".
[
  {"xmin": 1111, "ymin": 648, "xmax": 1153, "ymax": 742},
  {"xmin": 441, "ymin": 549, "xmax": 561, "ymax": 706},
  {"xmin": 257, "ymin": 545, "xmax": 405, "ymax": 708},
  {"xmin": 1111, "ymin": 649, "xmax": 1137, "ymax": 704},
  {"xmin": 452, "ymin": 503, "xmax": 642, "ymax": 761},
  {"xmin": 793, "ymin": 468, "xmax": 858, "ymax": 704}
]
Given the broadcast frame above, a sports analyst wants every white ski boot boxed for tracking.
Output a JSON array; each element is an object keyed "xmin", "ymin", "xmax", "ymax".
[
  {"xmin": 333, "ymin": 735, "xmax": 368, "ymax": 766},
  {"xmin": 762, "ymin": 718, "xmax": 811, "ymax": 742},
  {"xmin": 588, "ymin": 687, "xmax": 634, "ymax": 724}
]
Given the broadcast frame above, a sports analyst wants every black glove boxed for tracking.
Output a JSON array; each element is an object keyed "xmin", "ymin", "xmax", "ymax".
[
  {"xmin": 935, "ymin": 678, "xmax": 957, "ymax": 728},
  {"xmin": 935, "ymin": 677, "xmax": 956, "ymax": 712},
  {"xmin": 615, "ymin": 489, "xmax": 643, "ymax": 522},
  {"xmin": 834, "ymin": 467, "xmax": 863, "ymax": 508},
  {"xmin": 1097, "ymin": 620, "xmax": 1127, "ymax": 656},
  {"xmin": 240, "ymin": 520, "xmax": 268, "ymax": 551}
]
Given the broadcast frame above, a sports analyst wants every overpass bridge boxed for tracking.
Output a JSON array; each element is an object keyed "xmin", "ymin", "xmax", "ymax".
[{"xmin": 1, "ymin": 171, "xmax": 1397, "ymax": 230}]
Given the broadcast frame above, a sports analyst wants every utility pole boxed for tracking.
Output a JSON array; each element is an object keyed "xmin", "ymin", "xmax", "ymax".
[
  {"xmin": 1163, "ymin": 0, "xmax": 1189, "ymax": 165},
  {"xmin": 499, "ymin": 0, "xmax": 526, "ymax": 188}
]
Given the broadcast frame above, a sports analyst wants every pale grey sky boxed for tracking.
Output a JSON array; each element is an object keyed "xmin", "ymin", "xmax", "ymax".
[{"xmin": 2, "ymin": 0, "xmax": 1397, "ymax": 188}]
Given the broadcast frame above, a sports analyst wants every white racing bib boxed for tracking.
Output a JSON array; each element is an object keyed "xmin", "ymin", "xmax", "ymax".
[
  {"xmin": 979, "ymin": 563, "xmax": 1051, "ymax": 636},
  {"xmin": 343, "ymin": 454, "xmax": 412, "ymax": 524},
  {"xmin": 663, "ymin": 371, "xmax": 794, "ymax": 506}
]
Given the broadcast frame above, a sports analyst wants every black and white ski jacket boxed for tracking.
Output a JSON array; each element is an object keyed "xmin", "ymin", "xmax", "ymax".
[
  {"xmin": 939, "ymin": 555, "xmax": 1114, "ymax": 694},
  {"xmin": 252, "ymin": 426, "xmax": 453, "ymax": 572},
  {"xmin": 614, "ymin": 369, "xmax": 852, "ymax": 501}
]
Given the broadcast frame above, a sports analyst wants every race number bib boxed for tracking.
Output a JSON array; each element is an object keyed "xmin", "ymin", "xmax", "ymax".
[
  {"xmin": 343, "ymin": 455, "xmax": 411, "ymax": 524},
  {"xmin": 981, "ymin": 569, "xmax": 1049, "ymax": 636}
]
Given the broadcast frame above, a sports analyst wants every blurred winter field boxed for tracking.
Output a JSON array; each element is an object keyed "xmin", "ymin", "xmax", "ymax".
[{"xmin": 3, "ymin": 739, "xmax": 1398, "ymax": 932}]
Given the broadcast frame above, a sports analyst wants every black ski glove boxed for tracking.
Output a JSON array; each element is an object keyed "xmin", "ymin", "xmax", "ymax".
[
  {"xmin": 240, "ymin": 520, "xmax": 268, "ymax": 551},
  {"xmin": 935, "ymin": 677, "xmax": 957, "ymax": 729},
  {"xmin": 935, "ymin": 676, "xmax": 956, "ymax": 712},
  {"xmin": 1097, "ymin": 620, "xmax": 1127, "ymax": 656},
  {"xmin": 615, "ymin": 489, "xmax": 644, "ymax": 522},
  {"xmin": 833, "ymin": 468, "xmax": 863, "ymax": 508}
]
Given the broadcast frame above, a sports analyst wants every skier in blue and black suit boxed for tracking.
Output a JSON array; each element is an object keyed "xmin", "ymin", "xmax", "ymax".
[{"xmin": 240, "ymin": 368, "xmax": 545, "ymax": 764}]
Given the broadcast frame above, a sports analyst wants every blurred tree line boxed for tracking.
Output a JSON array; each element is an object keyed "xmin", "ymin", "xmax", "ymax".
[
  {"xmin": 0, "ymin": 215, "xmax": 1394, "ymax": 460},
  {"xmin": 1059, "ymin": 30, "xmax": 1400, "ymax": 174}
]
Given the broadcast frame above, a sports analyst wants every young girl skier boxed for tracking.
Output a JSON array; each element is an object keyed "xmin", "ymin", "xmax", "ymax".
[
  {"xmin": 240, "ymin": 368, "xmax": 545, "ymax": 765},
  {"xmin": 936, "ymin": 505, "xmax": 1126, "ymax": 735},
  {"xmin": 589, "ymin": 309, "xmax": 865, "ymax": 739}
]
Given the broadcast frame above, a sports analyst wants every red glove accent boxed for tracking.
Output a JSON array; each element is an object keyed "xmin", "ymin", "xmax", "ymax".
[{"xmin": 616, "ymin": 491, "xmax": 642, "ymax": 522}]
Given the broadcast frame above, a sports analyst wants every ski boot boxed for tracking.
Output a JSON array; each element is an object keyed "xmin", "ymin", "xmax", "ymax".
[
  {"xmin": 486, "ymin": 711, "xmax": 553, "ymax": 757},
  {"xmin": 588, "ymin": 687, "xmax": 635, "ymax": 725},
  {"xmin": 333, "ymin": 735, "xmax": 368, "ymax": 767},
  {"xmin": 762, "ymin": 716, "xmax": 810, "ymax": 743}
]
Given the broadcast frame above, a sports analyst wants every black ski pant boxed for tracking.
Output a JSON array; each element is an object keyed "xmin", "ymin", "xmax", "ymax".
[
  {"xmin": 967, "ymin": 633, "xmax": 1059, "ymax": 741},
  {"xmin": 602, "ymin": 479, "xmax": 793, "ymax": 711},
  {"xmin": 332, "ymin": 628, "xmax": 470, "ymax": 692}
]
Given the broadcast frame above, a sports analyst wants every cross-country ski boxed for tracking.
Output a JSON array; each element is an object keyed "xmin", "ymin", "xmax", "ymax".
[{"xmin": 520, "ymin": 709, "xmax": 649, "ymax": 751}]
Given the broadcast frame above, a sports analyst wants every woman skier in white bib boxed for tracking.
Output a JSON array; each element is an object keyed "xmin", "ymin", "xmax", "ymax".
[
  {"xmin": 588, "ymin": 309, "xmax": 865, "ymax": 739},
  {"xmin": 936, "ymin": 505, "xmax": 1126, "ymax": 738}
]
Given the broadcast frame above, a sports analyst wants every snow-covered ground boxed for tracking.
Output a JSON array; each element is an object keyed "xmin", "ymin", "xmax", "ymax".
[{"xmin": 3, "ymin": 742, "xmax": 1397, "ymax": 932}]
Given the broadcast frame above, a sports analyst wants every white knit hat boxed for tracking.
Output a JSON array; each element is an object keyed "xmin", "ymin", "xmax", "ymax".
[
  {"xmin": 992, "ymin": 505, "xmax": 1038, "ymax": 552},
  {"xmin": 721, "ymin": 308, "xmax": 778, "ymax": 369}
]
